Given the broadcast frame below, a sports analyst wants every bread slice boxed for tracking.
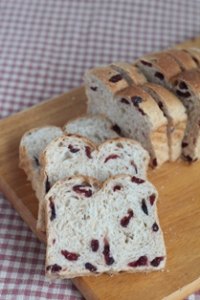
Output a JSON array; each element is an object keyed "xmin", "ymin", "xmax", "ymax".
[
  {"xmin": 63, "ymin": 114, "xmax": 120, "ymax": 144},
  {"xmin": 172, "ymin": 69, "xmax": 200, "ymax": 161},
  {"xmin": 38, "ymin": 135, "xmax": 149, "ymax": 232},
  {"xmin": 135, "ymin": 52, "xmax": 182, "ymax": 89},
  {"xmin": 85, "ymin": 66, "xmax": 130, "ymax": 115},
  {"xmin": 45, "ymin": 174, "xmax": 166, "ymax": 279},
  {"xmin": 19, "ymin": 126, "xmax": 63, "ymax": 197},
  {"xmin": 183, "ymin": 48, "xmax": 200, "ymax": 67},
  {"xmin": 86, "ymin": 82, "xmax": 168, "ymax": 167},
  {"xmin": 110, "ymin": 62, "xmax": 147, "ymax": 85},
  {"xmin": 165, "ymin": 49, "xmax": 197, "ymax": 71},
  {"xmin": 143, "ymin": 83, "xmax": 187, "ymax": 161}
]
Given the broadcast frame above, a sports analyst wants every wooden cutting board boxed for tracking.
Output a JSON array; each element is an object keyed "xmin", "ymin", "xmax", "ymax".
[{"xmin": 1, "ymin": 37, "xmax": 200, "ymax": 300}]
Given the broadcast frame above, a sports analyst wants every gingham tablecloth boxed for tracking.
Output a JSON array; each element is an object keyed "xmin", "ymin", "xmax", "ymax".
[{"xmin": 0, "ymin": 1, "xmax": 200, "ymax": 299}]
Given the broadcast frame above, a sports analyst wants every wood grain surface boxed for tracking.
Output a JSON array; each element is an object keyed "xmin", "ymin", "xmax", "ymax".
[{"xmin": 0, "ymin": 37, "xmax": 200, "ymax": 300}]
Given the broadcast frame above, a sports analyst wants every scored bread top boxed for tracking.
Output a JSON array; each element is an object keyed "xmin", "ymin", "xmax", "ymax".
[
  {"xmin": 172, "ymin": 69, "xmax": 200, "ymax": 97},
  {"xmin": 143, "ymin": 82, "xmax": 187, "ymax": 124},
  {"xmin": 85, "ymin": 66, "xmax": 129, "ymax": 94},
  {"xmin": 135, "ymin": 52, "xmax": 182, "ymax": 81},
  {"xmin": 183, "ymin": 48, "xmax": 200, "ymax": 67},
  {"xmin": 115, "ymin": 85, "xmax": 167, "ymax": 131},
  {"xmin": 110, "ymin": 62, "xmax": 147, "ymax": 85},
  {"xmin": 165, "ymin": 49, "xmax": 197, "ymax": 71}
]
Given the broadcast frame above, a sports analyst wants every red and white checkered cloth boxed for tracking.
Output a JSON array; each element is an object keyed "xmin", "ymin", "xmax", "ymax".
[{"xmin": 0, "ymin": 0, "xmax": 200, "ymax": 299}]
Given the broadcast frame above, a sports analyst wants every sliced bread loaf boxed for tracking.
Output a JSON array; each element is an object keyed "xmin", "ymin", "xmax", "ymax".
[
  {"xmin": 38, "ymin": 135, "xmax": 149, "ymax": 232},
  {"xmin": 172, "ymin": 69, "xmax": 200, "ymax": 161},
  {"xmin": 143, "ymin": 83, "xmax": 187, "ymax": 161},
  {"xmin": 45, "ymin": 174, "xmax": 166, "ymax": 279},
  {"xmin": 86, "ymin": 82, "xmax": 168, "ymax": 167},
  {"xmin": 135, "ymin": 52, "xmax": 182, "ymax": 89},
  {"xmin": 19, "ymin": 126, "xmax": 63, "ymax": 197},
  {"xmin": 63, "ymin": 114, "xmax": 120, "ymax": 144}
]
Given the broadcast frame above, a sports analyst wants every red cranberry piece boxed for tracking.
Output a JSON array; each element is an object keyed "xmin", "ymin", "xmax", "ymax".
[
  {"xmin": 120, "ymin": 209, "xmax": 134, "ymax": 227},
  {"xmin": 52, "ymin": 239, "xmax": 56, "ymax": 244},
  {"xmin": 109, "ymin": 74, "xmax": 123, "ymax": 83},
  {"xmin": 90, "ymin": 86, "xmax": 97, "ymax": 91},
  {"xmin": 68, "ymin": 144, "xmax": 80, "ymax": 153},
  {"xmin": 152, "ymin": 222, "xmax": 159, "ymax": 232},
  {"xmin": 73, "ymin": 184, "xmax": 92, "ymax": 197},
  {"xmin": 141, "ymin": 199, "xmax": 148, "ymax": 215},
  {"xmin": 131, "ymin": 96, "xmax": 143, "ymax": 106},
  {"xmin": 131, "ymin": 176, "xmax": 145, "ymax": 184},
  {"xmin": 85, "ymin": 146, "xmax": 92, "ymax": 159},
  {"xmin": 150, "ymin": 256, "xmax": 164, "ymax": 267},
  {"xmin": 140, "ymin": 60, "xmax": 152, "ymax": 67},
  {"xmin": 131, "ymin": 160, "xmax": 138, "ymax": 174},
  {"xmin": 103, "ymin": 240, "xmax": 114, "ymax": 265},
  {"xmin": 45, "ymin": 176, "xmax": 51, "ymax": 193},
  {"xmin": 112, "ymin": 124, "xmax": 121, "ymax": 135},
  {"xmin": 138, "ymin": 108, "xmax": 146, "ymax": 116},
  {"xmin": 155, "ymin": 72, "xmax": 164, "ymax": 80},
  {"xmin": 91, "ymin": 239, "xmax": 99, "ymax": 252},
  {"xmin": 128, "ymin": 256, "xmax": 148, "ymax": 267},
  {"xmin": 179, "ymin": 81, "xmax": 188, "ymax": 90},
  {"xmin": 183, "ymin": 155, "xmax": 193, "ymax": 163},
  {"xmin": 104, "ymin": 154, "xmax": 119, "ymax": 163},
  {"xmin": 191, "ymin": 56, "xmax": 199, "ymax": 66},
  {"xmin": 176, "ymin": 90, "xmax": 191, "ymax": 98},
  {"xmin": 182, "ymin": 142, "xmax": 188, "ymax": 148},
  {"xmin": 120, "ymin": 98, "xmax": 130, "ymax": 105},
  {"xmin": 149, "ymin": 194, "xmax": 156, "ymax": 205},
  {"xmin": 61, "ymin": 250, "xmax": 79, "ymax": 261},
  {"xmin": 152, "ymin": 158, "xmax": 158, "ymax": 167},
  {"xmin": 49, "ymin": 197, "xmax": 56, "ymax": 221},
  {"xmin": 85, "ymin": 262, "xmax": 97, "ymax": 272},
  {"xmin": 46, "ymin": 264, "xmax": 62, "ymax": 273},
  {"xmin": 113, "ymin": 185, "xmax": 122, "ymax": 191},
  {"xmin": 34, "ymin": 156, "xmax": 40, "ymax": 166},
  {"xmin": 158, "ymin": 101, "xmax": 164, "ymax": 110}
]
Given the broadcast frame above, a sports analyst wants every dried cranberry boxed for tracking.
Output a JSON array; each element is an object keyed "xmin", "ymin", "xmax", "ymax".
[
  {"xmin": 61, "ymin": 250, "xmax": 79, "ymax": 261},
  {"xmin": 128, "ymin": 256, "xmax": 148, "ymax": 267},
  {"xmin": 131, "ymin": 96, "xmax": 142, "ymax": 106},
  {"xmin": 152, "ymin": 222, "xmax": 159, "ymax": 232},
  {"xmin": 120, "ymin": 98, "xmax": 130, "ymax": 105},
  {"xmin": 131, "ymin": 176, "xmax": 145, "ymax": 184},
  {"xmin": 68, "ymin": 144, "xmax": 80, "ymax": 153},
  {"xmin": 112, "ymin": 124, "xmax": 121, "ymax": 135},
  {"xmin": 103, "ymin": 240, "xmax": 114, "ymax": 265},
  {"xmin": 182, "ymin": 142, "xmax": 188, "ymax": 148},
  {"xmin": 179, "ymin": 81, "xmax": 188, "ymax": 90},
  {"xmin": 152, "ymin": 158, "xmax": 158, "ymax": 167},
  {"xmin": 158, "ymin": 101, "xmax": 164, "ymax": 109},
  {"xmin": 104, "ymin": 154, "xmax": 119, "ymax": 163},
  {"xmin": 73, "ymin": 184, "xmax": 92, "ymax": 197},
  {"xmin": 109, "ymin": 74, "xmax": 123, "ymax": 83},
  {"xmin": 155, "ymin": 72, "xmax": 164, "ymax": 80},
  {"xmin": 85, "ymin": 146, "xmax": 92, "ymax": 159},
  {"xmin": 150, "ymin": 256, "xmax": 164, "ymax": 267},
  {"xmin": 91, "ymin": 239, "xmax": 99, "ymax": 252},
  {"xmin": 90, "ymin": 86, "xmax": 97, "ymax": 91},
  {"xmin": 141, "ymin": 199, "xmax": 148, "ymax": 215},
  {"xmin": 176, "ymin": 90, "xmax": 191, "ymax": 98},
  {"xmin": 183, "ymin": 155, "xmax": 193, "ymax": 163},
  {"xmin": 85, "ymin": 262, "xmax": 97, "ymax": 272},
  {"xmin": 191, "ymin": 56, "xmax": 199, "ymax": 66},
  {"xmin": 140, "ymin": 60, "xmax": 152, "ymax": 67},
  {"xmin": 131, "ymin": 160, "xmax": 138, "ymax": 174},
  {"xmin": 46, "ymin": 264, "xmax": 62, "ymax": 273},
  {"xmin": 149, "ymin": 194, "xmax": 156, "ymax": 205},
  {"xmin": 45, "ymin": 176, "xmax": 51, "ymax": 193},
  {"xmin": 138, "ymin": 108, "xmax": 146, "ymax": 116},
  {"xmin": 34, "ymin": 156, "xmax": 40, "ymax": 166},
  {"xmin": 49, "ymin": 197, "xmax": 56, "ymax": 221},
  {"xmin": 52, "ymin": 239, "xmax": 56, "ymax": 244},
  {"xmin": 120, "ymin": 209, "xmax": 134, "ymax": 227},
  {"xmin": 113, "ymin": 185, "xmax": 122, "ymax": 191}
]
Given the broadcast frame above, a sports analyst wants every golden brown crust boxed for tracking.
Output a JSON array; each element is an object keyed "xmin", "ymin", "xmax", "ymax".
[
  {"xmin": 166, "ymin": 49, "xmax": 197, "ymax": 70},
  {"xmin": 183, "ymin": 48, "xmax": 200, "ymax": 67}
]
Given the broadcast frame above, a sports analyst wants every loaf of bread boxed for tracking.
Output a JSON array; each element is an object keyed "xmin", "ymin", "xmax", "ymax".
[
  {"xmin": 37, "ymin": 135, "xmax": 149, "ymax": 232},
  {"xmin": 45, "ymin": 175, "xmax": 166, "ymax": 279},
  {"xmin": 63, "ymin": 114, "xmax": 120, "ymax": 144},
  {"xmin": 172, "ymin": 69, "xmax": 200, "ymax": 161},
  {"xmin": 143, "ymin": 83, "xmax": 187, "ymax": 161}
]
